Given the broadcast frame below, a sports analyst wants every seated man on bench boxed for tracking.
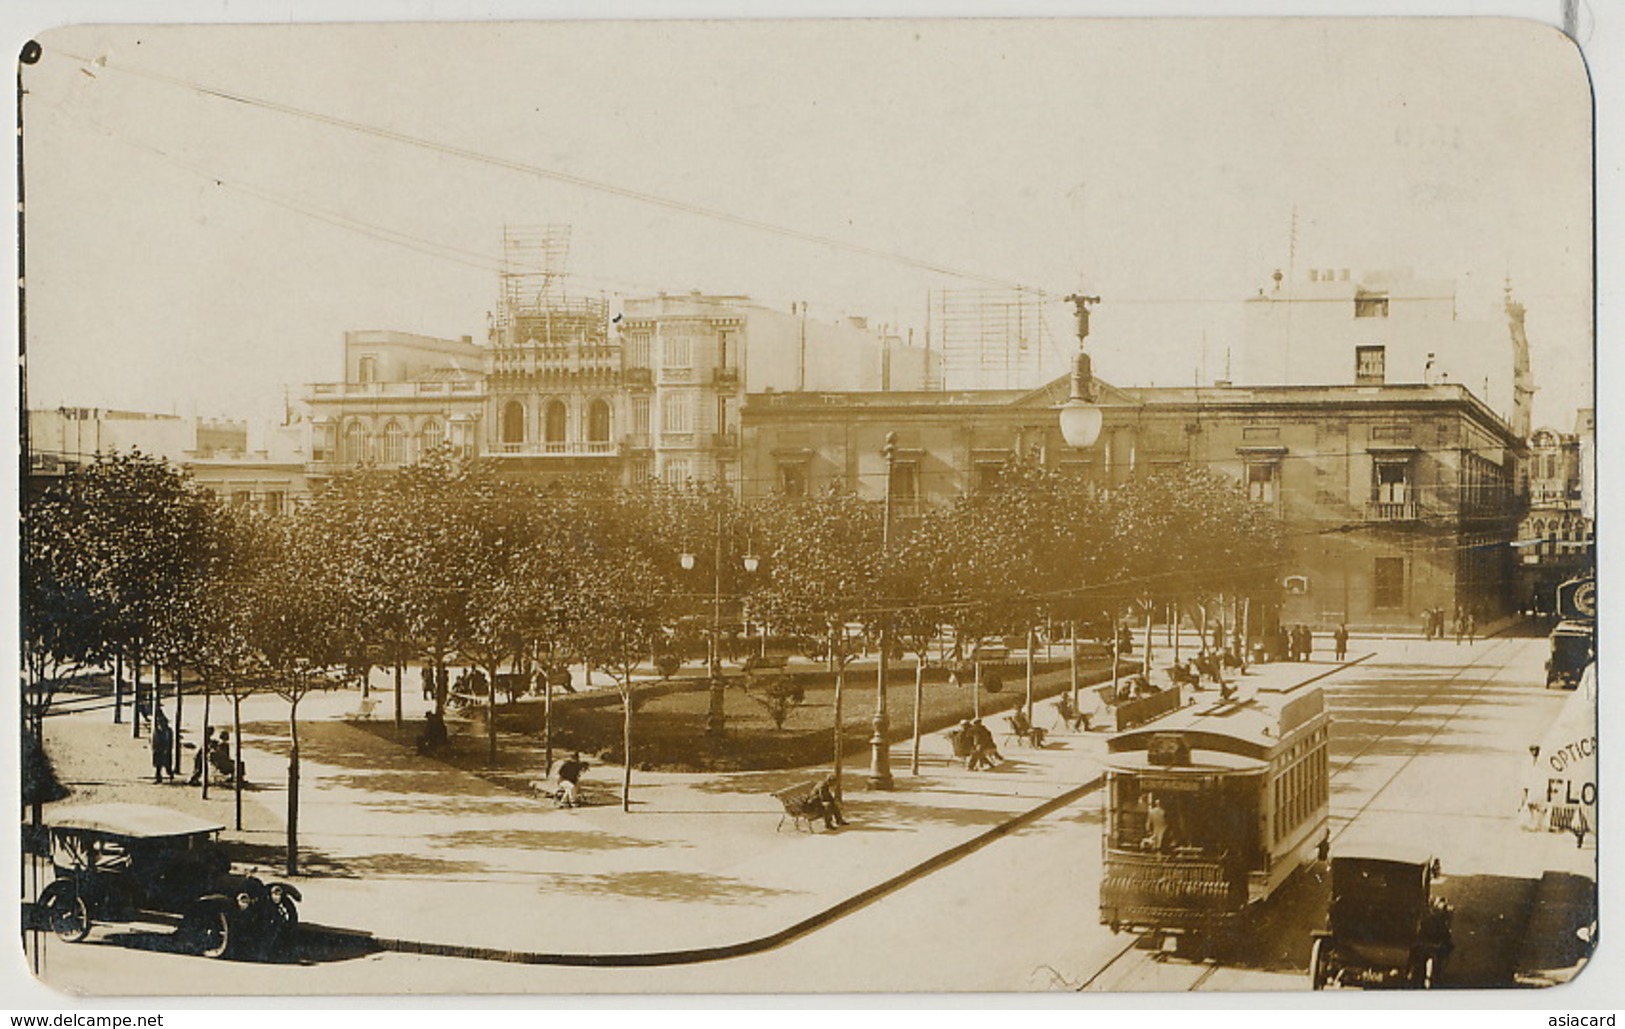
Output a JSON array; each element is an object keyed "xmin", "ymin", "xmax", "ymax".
[
  {"xmin": 803, "ymin": 772, "xmax": 849, "ymax": 830},
  {"xmin": 1007, "ymin": 707, "xmax": 1047, "ymax": 748}
]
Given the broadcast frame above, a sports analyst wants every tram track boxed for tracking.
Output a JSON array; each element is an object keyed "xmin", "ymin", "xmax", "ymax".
[{"xmin": 1323, "ymin": 635, "xmax": 1524, "ymax": 849}]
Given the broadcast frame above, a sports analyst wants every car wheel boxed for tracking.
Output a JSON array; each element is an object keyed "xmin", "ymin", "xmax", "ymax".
[
  {"xmin": 48, "ymin": 890, "xmax": 91, "ymax": 944},
  {"xmin": 269, "ymin": 896, "xmax": 299, "ymax": 953},
  {"xmin": 1310, "ymin": 938, "xmax": 1330, "ymax": 990},
  {"xmin": 196, "ymin": 910, "xmax": 233, "ymax": 960}
]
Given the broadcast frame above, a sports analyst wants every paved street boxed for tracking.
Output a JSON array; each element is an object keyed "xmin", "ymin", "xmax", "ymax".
[{"xmin": 23, "ymin": 630, "xmax": 1594, "ymax": 996}]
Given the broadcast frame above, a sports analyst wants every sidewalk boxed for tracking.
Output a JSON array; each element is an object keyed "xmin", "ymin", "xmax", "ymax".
[{"xmin": 36, "ymin": 652, "xmax": 1388, "ymax": 960}]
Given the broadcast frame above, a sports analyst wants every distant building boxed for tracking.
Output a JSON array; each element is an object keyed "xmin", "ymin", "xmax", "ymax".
[
  {"xmin": 741, "ymin": 378, "xmax": 1526, "ymax": 632},
  {"xmin": 26, "ymin": 407, "xmax": 246, "ymax": 482},
  {"xmin": 1515, "ymin": 410, "xmax": 1595, "ymax": 612},
  {"xmin": 186, "ymin": 419, "xmax": 311, "ymax": 516},
  {"xmin": 1241, "ymin": 268, "xmax": 1535, "ymax": 438},
  {"xmin": 303, "ymin": 329, "xmax": 487, "ymax": 481},
  {"xmin": 301, "ymin": 291, "xmax": 934, "ymax": 490}
]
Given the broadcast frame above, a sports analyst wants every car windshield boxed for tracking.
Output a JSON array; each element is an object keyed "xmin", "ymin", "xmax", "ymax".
[{"xmin": 51, "ymin": 832, "xmax": 133, "ymax": 873}]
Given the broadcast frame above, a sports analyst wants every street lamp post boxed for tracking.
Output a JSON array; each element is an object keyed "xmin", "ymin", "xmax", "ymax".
[
  {"xmin": 681, "ymin": 504, "xmax": 756, "ymax": 739},
  {"xmin": 868, "ymin": 431, "xmax": 897, "ymax": 790}
]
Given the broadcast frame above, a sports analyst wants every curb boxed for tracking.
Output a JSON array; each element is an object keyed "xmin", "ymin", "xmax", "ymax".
[{"xmin": 306, "ymin": 771, "xmax": 1107, "ymax": 968}]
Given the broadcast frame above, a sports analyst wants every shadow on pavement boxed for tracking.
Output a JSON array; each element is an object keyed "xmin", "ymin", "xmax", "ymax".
[
  {"xmin": 424, "ymin": 827, "xmax": 676, "ymax": 853},
  {"xmin": 539, "ymin": 868, "xmax": 806, "ymax": 904},
  {"xmin": 68, "ymin": 925, "xmax": 382, "ymax": 966}
]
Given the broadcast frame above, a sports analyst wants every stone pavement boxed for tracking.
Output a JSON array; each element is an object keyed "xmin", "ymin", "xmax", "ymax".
[{"xmin": 40, "ymin": 652, "xmax": 1360, "ymax": 961}]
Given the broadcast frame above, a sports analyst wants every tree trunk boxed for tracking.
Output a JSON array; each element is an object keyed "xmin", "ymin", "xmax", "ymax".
[
  {"xmin": 232, "ymin": 698, "xmax": 244, "ymax": 831},
  {"xmin": 1143, "ymin": 601, "xmax": 1155, "ymax": 672},
  {"xmin": 1069, "ymin": 619, "xmax": 1080, "ymax": 715},
  {"xmin": 1173, "ymin": 603, "xmax": 1182, "ymax": 663},
  {"xmin": 486, "ymin": 664, "xmax": 498, "ymax": 766},
  {"xmin": 132, "ymin": 655, "xmax": 143, "ymax": 739},
  {"xmin": 972, "ymin": 659, "xmax": 982, "ymax": 719},
  {"xmin": 199, "ymin": 683, "xmax": 212, "ymax": 800},
  {"xmin": 1025, "ymin": 625, "xmax": 1036, "ymax": 720},
  {"xmin": 621, "ymin": 687, "xmax": 633, "ymax": 813},
  {"xmin": 910, "ymin": 652, "xmax": 924, "ymax": 776},
  {"xmin": 543, "ymin": 675, "xmax": 554, "ymax": 777},
  {"xmin": 287, "ymin": 695, "xmax": 301, "ymax": 877},
  {"xmin": 1110, "ymin": 611, "xmax": 1121, "ymax": 698},
  {"xmin": 393, "ymin": 660, "xmax": 403, "ymax": 730},
  {"xmin": 113, "ymin": 652, "xmax": 124, "ymax": 725},
  {"xmin": 173, "ymin": 666, "xmax": 186, "ymax": 772},
  {"xmin": 830, "ymin": 628, "xmax": 844, "ymax": 801}
]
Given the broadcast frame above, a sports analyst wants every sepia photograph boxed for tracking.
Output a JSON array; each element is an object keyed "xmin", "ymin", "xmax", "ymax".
[{"xmin": 13, "ymin": 8, "xmax": 1601, "ymax": 1000}]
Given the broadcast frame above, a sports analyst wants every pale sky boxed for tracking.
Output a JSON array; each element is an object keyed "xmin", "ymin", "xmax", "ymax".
[{"xmin": 20, "ymin": 17, "xmax": 1594, "ymax": 429}]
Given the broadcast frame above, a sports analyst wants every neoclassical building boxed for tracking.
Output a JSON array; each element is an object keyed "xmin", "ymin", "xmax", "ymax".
[{"xmin": 739, "ymin": 378, "xmax": 1527, "ymax": 633}]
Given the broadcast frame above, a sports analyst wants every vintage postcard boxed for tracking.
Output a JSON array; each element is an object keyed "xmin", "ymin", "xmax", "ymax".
[{"xmin": 15, "ymin": 15, "xmax": 1597, "ymax": 998}]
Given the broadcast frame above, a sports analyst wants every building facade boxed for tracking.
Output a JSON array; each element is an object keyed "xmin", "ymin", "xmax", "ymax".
[
  {"xmin": 1515, "ymin": 410, "xmax": 1595, "ymax": 612},
  {"xmin": 740, "ymin": 378, "xmax": 1526, "ymax": 632},
  {"xmin": 1241, "ymin": 268, "xmax": 1535, "ymax": 439},
  {"xmin": 300, "ymin": 290, "xmax": 935, "ymax": 490}
]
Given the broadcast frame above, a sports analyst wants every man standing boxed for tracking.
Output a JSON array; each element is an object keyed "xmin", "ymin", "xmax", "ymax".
[
  {"xmin": 556, "ymin": 752, "xmax": 589, "ymax": 807},
  {"xmin": 1334, "ymin": 624, "xmax": 1349, "ymax": 661},
  {"xmin": 150, "ymin": 710, "xmax": 175, "ymax": 783}
]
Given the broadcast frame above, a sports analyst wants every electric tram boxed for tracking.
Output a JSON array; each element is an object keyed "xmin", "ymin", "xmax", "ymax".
[{"xmin": 1099, "ymin": 682, "xmax": 1330, "ymax": 947}]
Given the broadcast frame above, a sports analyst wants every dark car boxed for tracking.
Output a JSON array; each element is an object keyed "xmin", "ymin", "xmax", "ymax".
[
  {"xmin": 1545, "ymin": 621, "xmax": 1594, "ymax": 689},
  {"xmin": 34, "ymin": 803, "xmax": 301, "ymax": 960},
  {"xmin": 1310, "ymin": 844, "xmax": 1453, "ymax": 989}
]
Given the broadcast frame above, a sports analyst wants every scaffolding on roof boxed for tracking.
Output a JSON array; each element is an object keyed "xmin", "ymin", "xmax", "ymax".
[
  {"xmin": 491, "ymin": 225, "xmax": 609, "ymax": 349},
  {"xmin": 930, "ymin": 288, "xmax": 1055, "ymax": 391}
]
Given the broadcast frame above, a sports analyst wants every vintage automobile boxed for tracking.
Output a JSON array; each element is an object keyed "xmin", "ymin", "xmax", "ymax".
[
  {"xmin": 34, "ymin": 803, "xmax": 301, "ymax": 960},
  {"xmin": 1310, "ymin": 844, "xmax": 1453, "ymax": 989},
  {"xmin": 1545, "ymin": 620, "xmax": 1595, "ymax": 689}
]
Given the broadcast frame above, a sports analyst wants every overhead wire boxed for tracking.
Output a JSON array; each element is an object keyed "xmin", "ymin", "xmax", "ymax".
[{"xmin": 45, "ymin": 46, "xmax": 1061, "ymax": 301}]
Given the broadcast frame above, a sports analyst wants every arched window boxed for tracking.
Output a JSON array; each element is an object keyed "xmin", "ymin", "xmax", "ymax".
[
  {"xmin": 420, "ymin": 419, "xmax": 444, "ymax": 457},
  {"xmin": 501, "ymin": 400, "xmax": 526, "ymax": 445},
  {"xmin": 344, "ymin": 420, "xmax": 367, "ymax": 464},
  {"xmin": 587, "ymin": 398, "xmax": 612, "ymax": 443},
  {"xmin": 382, "ymin": 421, "xmax": 405, "ymax": 465},
  {"xmin": 544, "ymin": 400, "xmax": 568, "ymax": 444}
]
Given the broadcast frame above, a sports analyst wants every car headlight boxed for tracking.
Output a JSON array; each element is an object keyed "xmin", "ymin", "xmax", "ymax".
[
  {"xmin": 269, "ymin": 885, "xmax": 284, "ymax": 904},
  {"xmin": 236, "ymin": 893, "xmax": 253, "ymax": 911}
]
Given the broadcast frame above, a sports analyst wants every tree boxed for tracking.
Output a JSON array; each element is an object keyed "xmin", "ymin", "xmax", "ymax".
[
  {"xmin": 749, "ymin": 486, "xmax": 884, "ymax": 792},
  {"xmin": 251, "ymin": 512, "xmax": 348, "ymax": 875},
  {"xmin": 1101, "ymin": 465, "xmax": 1290, "ymax": 669},
  {"xmin": 570, "ymin": 513, "xmax": 670, "ymax": 812}
]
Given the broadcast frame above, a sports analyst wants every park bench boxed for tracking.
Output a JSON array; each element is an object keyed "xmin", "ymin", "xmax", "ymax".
[
  {"xmin": 772, "ymin": 781, "xmax": 823, "ymax": 833},
  {"xmin": 742, "ymin": 654, "xmax": 790, "ymax": 674},
  {"xmin": 347, "ymin": 695, "xmax": 379, "ymax": 720},
  {"xmin": 1004, "ymin": 714, "xmax": 1046, "ymax": 748}
]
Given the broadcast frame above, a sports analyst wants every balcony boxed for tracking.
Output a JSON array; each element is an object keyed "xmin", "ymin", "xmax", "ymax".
[
  {"xmin": 621, "ymin": 433, "xmax": 653, "ymax": 452},
  {"xmin": 491, "ymin": 441, "xmax": 619, "ymax": 458},
  {"xmin": 308, "ymin": 380, "xmax": 481, "ymax": 400},
  {"xmin": 710, "ymin": 431, "xmax": 740, "ymax": 451},
  {"xmin": 624, "ymin": 367, "xmax": 654, "ymax": 387},
  {"xmin": 709, "ymin": 366, "xmax": 741, "ymax": 388},
  {"xmin": 1368, "ymin": 500, "xmax": 1420, "ymax": 521}
]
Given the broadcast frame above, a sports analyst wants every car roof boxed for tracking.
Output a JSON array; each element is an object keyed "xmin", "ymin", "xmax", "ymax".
[
  {"xmin": 1332, "ymin": 838, "xmax": 1436, "ymax": 867},
  {"xmin": 45, "ymin": 803, "xmax": 225, "ymax": 838}
]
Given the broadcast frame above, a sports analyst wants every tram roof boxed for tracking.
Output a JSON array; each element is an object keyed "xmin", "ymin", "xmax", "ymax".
[
  {"xmin": 1108, "ymin": 684, "xmax": 1326, "ymax": 758},
  {"xmin": 1105, "ymin": 749, "xmax": 1268, "ymax": 775}
]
